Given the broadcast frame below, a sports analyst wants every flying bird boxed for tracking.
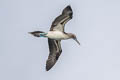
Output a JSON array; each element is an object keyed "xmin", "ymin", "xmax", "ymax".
[{"xmin": 29, "ymin": 5, "xmax": 80, "ymax": 71}]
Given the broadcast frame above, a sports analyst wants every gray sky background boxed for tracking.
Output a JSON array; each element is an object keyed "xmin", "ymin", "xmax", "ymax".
[{"xmin": 0, "ymin": 0, "xmax": 120, "ymax": 80}]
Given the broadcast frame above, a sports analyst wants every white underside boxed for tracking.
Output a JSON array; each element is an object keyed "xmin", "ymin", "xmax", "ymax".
[{"xmin": 46, "ymin": 31, "xmax": 69, "ymax": 40}]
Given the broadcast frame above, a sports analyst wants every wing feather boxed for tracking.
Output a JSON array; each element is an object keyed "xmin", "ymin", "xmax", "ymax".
[
  {"xmin": 46, "ymin": 39, "xmax": 62, "ymax": 71},
  {"xmin": 50, "ymin": 5, "xmax": 73, "ymax": 32},
  {"xmin": 46, "ymin": 5, "xmax": 72, "ymax": 71}
]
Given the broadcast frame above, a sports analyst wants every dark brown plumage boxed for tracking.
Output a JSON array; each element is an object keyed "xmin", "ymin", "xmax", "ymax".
[
  {"xmin": 29, "ymin": 5, "xmax": 75, "ymax": 71},
  {"xmin": 46, "ymin": 39, "xmax": 62, "ymax": 71},
  {"xmin": 46, "ymin": 5, "xmax": 73, "ymax": 71},
  {"xmin": 29, "ymin": 31, "xmax": 45, "ymax": 37},
  {"xmin": 50, "ymin": 5, "xmax": 73, "ymax": 32}
]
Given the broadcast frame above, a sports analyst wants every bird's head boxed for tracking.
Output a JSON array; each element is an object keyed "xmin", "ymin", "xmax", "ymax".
[{"xmin": 68, "ymin": 33, "xmax": 80, "ymax": 45}]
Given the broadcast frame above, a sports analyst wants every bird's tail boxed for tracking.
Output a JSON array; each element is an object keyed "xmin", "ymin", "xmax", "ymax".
[{"xmin": 29, "ymin": 31, "xmax": 47, "ymax": 37}]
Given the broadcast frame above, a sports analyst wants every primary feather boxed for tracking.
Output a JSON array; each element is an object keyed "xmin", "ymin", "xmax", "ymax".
[{"xmin": 50, "ymin": 5, "xmax": 73, "ymax": 32}]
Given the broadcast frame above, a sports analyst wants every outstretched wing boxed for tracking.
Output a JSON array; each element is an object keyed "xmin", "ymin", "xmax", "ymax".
[
  {"xmin": 46, "ymin": 5, "xmax": 73, "ymax": 71},
  {"xmin": 50, "ymin": 5, "xmax": 73, "ymax": 32},
  {"xmin": 46, "ymin": 39, "xmax": 62, "ymax": 71}
]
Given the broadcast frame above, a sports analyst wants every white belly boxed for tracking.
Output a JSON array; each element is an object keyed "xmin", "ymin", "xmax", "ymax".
[{"xmin": 46, "ymin": 31, "xmax": 68, "ymax": 40}]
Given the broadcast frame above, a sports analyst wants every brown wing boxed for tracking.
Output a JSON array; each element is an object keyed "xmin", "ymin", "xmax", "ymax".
[
  {"xmin": 46, "ymin": 5, "xmax": 72, "ymax": 71},
  {"xmin": 46, "ymin": 39, "xmax": 62, "ymax": 71},
  {"xmin": 50, "ymin": 5, "xmax": 73, "ymax": 32}
]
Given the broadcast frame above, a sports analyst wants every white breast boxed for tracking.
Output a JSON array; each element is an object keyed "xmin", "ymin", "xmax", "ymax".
[{"xmin": 46, "ymin": 31, "xmax": 68, "ymax": 40}]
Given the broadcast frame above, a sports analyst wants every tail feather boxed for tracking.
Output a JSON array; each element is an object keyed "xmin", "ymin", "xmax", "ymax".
[{"xmin": 29, "ymin": 31, "xmax": 47, "ymax": 37}]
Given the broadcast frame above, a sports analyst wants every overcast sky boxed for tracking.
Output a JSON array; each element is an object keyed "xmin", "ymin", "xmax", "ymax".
[{"xmin": 0, "ymin": 0, "xmax": 120, "ymax": 80}]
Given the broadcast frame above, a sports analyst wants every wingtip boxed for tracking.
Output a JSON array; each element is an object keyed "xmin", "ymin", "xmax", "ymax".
[
  {"xmin": 46, "ymin": 68, "xmax": 49, "ymax": 71},
  {"xmin": 46, "ymin": 58, "xmax": 57, "ymax": 71},
  {"xmin": 62, "ymin": 5, "xmax": 73, "ymax": 18},
  {"xmin": 46, "ymin": 65, "xmax": 53, "ymax": 71},
  {"xmin": 46, "ymin": 67, "xmax": 51, "ymax": 71},
  {"xmin": 67, "ymin": 5, "xmax": 71, "ymax": 8},
  {"xmin": 66, "ymin": 5, "xmax": 72, "ymax": 10}
]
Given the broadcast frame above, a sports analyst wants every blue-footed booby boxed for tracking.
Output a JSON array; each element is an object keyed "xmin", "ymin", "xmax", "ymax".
[{"xmin": 29, "ymin": 5, "xmax": 80, "ymax": 71}]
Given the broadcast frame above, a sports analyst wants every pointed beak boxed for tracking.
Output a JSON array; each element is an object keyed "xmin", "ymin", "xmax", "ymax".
[{"xmin": 73, "ymin": 38, "xmax": 80, "ymax": 45}]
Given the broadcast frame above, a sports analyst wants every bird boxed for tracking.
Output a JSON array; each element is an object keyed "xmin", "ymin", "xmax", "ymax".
[{"xmin": 29, "ymin": 5, "xmax": 80, "ymax": 71}]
